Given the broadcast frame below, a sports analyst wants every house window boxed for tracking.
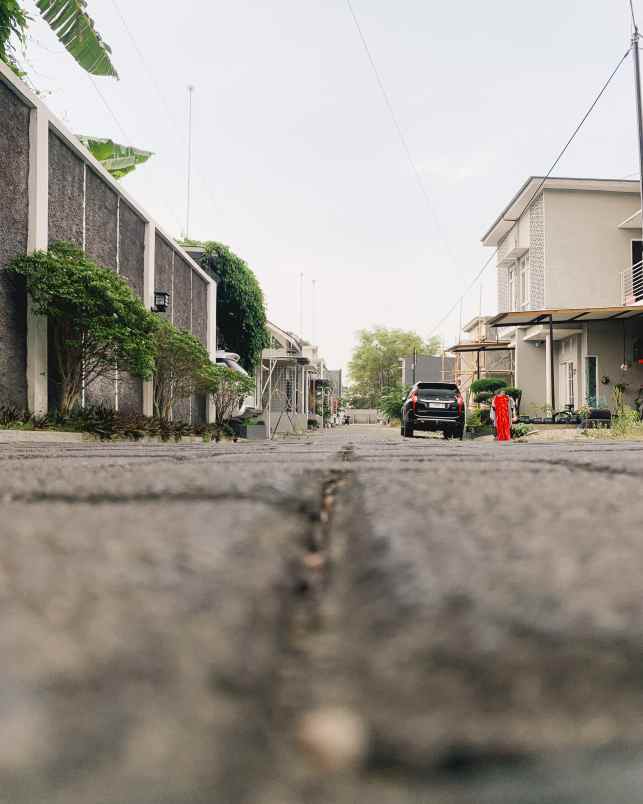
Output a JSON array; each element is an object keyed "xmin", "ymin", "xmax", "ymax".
[
  {"xmin": 585, "ymin": 356, "xmax": 597, "ymax": 408},
  {"xmin": 632, "ymin": 241, "xmax": 643, "ymax": 302},
  {"xmin": 519, "ymin": 254, "xmax": 530, "ymax": 310},
  {"xmin": 507, "ymin": 266, "xmax": 516, "ymax": 311}
]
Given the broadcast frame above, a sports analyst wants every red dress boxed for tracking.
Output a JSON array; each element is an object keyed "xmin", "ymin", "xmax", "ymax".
[{"xmin": 494, "ymin": 394, "xmax": 512, "ymax": 441}]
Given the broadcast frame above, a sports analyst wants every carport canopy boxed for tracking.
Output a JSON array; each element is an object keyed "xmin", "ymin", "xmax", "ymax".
[
  {"xmin": 489, "ymin": 305, "xmax": 643, "ymax": 328},
  {"xmin": 447, "ymin": 340, "xmax": 514, "ymax": 352}
]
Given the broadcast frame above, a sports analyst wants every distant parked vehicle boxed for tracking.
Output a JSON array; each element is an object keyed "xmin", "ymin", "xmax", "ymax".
[
  {"xmin": 401, "ymin": 382, "xmax": 465, "ymax": 440},
  {"xmin": 215, "ymin": 351, "xmax": 261, "ymax": 420}
]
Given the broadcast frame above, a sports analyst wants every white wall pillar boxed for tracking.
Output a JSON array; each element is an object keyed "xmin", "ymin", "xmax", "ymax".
[
  {"xmin": 142, "ymin": 222, "xmax": 155, "ymax": 417},
  {"xmin": 545, "ymin": 332, "xmax": 553, "ymax": 412},
  {"xmin": 26, "ymin": 105, "xmax": 49, "ymax": 415},
  {"xmin": 206, "ymin": 278, "xmax": 217, "ymax": 423}
]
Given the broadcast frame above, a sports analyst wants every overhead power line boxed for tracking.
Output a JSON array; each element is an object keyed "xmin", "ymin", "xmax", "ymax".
[
  {"xmin": 428, "ymin": 45, "xmax": 633, "ymax": 339},
  {"xmin": 344, "ymin": 0, "xmax": 456, "ymax": 266}
]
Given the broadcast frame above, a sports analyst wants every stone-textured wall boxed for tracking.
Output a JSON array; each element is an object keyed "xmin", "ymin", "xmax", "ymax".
[
  {"xmin": 172, "ymin": 256, "xmax": 193, "ymax": 422},
  {"xmin": 118, "ymin": 202, "xmax": 146, "ymax": 414},
  {"xmin": 84, "ymin": 169, "xmax": 119, "ymax": 407},
  {"xmin": 48, "ymin": 134, "xmax": 85, "ymax": 409},
  {"xmin": 529, "ymin": 193, "xmax": 545, "ymax": 309},
  {"xmin": 1, "ymin": 74, "xmax": 213, "ymax": 420},
  {"xmin": 154, "ymin": 235, "xmax": 174, "ymax": 323},
  {"xmin": 48, "ymin": 133, "xmax": 84, "ymax": 247},
  {"xmin": 0, "ymin": 81, "xmax": 30, "ymax": 409}
]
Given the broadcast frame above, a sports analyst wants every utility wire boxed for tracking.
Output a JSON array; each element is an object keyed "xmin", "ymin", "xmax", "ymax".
[
  {"xmin": 428, "ymin": 45, "xmax": 633, "ymax": 338},
  {"xmin": 344, "ymin": 0, "xmax": 457, "ymax": 266}
]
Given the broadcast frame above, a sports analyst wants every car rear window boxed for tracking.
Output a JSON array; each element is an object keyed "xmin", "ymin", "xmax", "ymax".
[{"xmin": 417, "ymin": 387, "xmax": 457, "ymax": 400}]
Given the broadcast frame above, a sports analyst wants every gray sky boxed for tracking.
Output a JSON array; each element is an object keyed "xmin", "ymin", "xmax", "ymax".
[{"xmin": 23, "ymin": 0, "xmax": 643, "ymax": 377}]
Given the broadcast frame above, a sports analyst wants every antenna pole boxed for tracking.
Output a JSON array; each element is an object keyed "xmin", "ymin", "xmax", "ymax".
[
  {"xmin": 299, "ymin": 272, "xmax": 304, "ymax": 340},
  {"xmin": 185, "ymin": 85, "xmax": 195, "ymax": 239},
  {"xmin": 632, "ymin": 27, "xmax": 643, "ymax": 221}
]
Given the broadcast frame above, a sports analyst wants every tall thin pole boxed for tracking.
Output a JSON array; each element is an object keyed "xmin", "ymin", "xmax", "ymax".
[
  {"xmin": 311, "ymin": 279, "xmax": 316, "ymax": 345},
  {"xmin": 185, "ymin": 85, "xmax": 195, "ymax": 240},
  {"xmin": 549, "ymin": 315, "xmax": 556, "ymax": 413},
  {"xmin": 299, "ymin": 272, "xmax": 304, "ymax": 341},
  {"xmin": 412, "ymin": 347, "xmax": 417, "ymax": 384},
  {"xmin": 632, "ymin": 26, "xmax": 643, "ymax": 223}
]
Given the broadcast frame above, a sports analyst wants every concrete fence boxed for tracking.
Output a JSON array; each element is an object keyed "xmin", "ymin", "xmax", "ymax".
[{"xmin": 0, "ymin": 61, "xmax": 217, "ymax": 422}]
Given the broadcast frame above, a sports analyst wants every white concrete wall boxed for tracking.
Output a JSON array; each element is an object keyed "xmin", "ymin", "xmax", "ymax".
[
  {"xmin": 544, "ymin": 190, "xmax": 639, "ymax": 308},
  {"xmin": 514, "ymin": 336, "xmax": 547, "ymax": 415},
  {"xmin": 586, "ymin": 321, "xmax": 643, "ymax": 410}
]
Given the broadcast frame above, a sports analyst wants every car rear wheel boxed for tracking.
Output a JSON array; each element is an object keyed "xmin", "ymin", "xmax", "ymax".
[{"xmin": 402, "ymin": 419, "xmax": 413, "ymax": 438}]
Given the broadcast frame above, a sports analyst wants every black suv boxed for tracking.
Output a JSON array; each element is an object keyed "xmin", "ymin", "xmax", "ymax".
[{"xmin": 401, "ymin": 382, "xmax": 464, "ymax": 439}]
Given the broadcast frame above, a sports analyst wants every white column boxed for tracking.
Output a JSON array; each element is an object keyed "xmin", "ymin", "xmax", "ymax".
[
  {"xmin": 26, "ymin": 105, "xmax": 49, "ymax": 415},
  {"xmin": 545, "ymin": 331, "xmax": 553, "ymax": 413},
  {"xmin": 206, "ymin": 278, "xmax": 217, "ymax": 423},
  {"xmin": 142, "ymin": 222, "xmax": 155, "ymax": 416}
]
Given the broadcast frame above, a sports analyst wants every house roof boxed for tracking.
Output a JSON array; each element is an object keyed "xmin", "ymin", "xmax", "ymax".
[
  {"xmin": 482, "ymin": 177, "xmax": 641, "ymax": 247},
  {"xmin": 266, "ymin": 320, "xmax": 301, "ymax": 350},
  {"xmin": 618, "ymin": 209, "xmax": 642, "ymax": 229},
  {"xmin": 489, "ymin": 305, "xmax": 643, "ymax": 328}
]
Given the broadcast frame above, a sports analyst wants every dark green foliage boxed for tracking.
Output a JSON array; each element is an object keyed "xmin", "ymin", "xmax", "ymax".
[
  {"xmin": 198, "ymin": 241, "xmax": 269, "ymax": 371},
  {"xmin": 8, "ymin": 242, "xmax": 158, "ymax": 415},
  {"xmin": 474, "ymin": 391, "xmax": 493, "ymax": 404},
  {"xmin": 510, "ymin": 422, "xmax": 532, "ymax": 439},
  {"xmin": 152, "ymin": 320, "xmax": 211, "ymax": 419},
  {"xmin": 470, "ymin": 377, "xmax": 508, "ymax": 397},
  {"xmin": 0, "ymin": 403, "xmax": 234, "ymax": 441},
  {"xmin": 378, "ymin": 384, "xmax": 410, "ymax": 421},
  {"xmin": 198, "ymin": 363, "xmax": 255, "ymax": 428},
  {"xmin": 0, "ymin": 0, "xmax": 28, "ymax": 76}
]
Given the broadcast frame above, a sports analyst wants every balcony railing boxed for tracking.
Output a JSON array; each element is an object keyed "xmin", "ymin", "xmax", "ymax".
[{"xmin": 621, "ymin": 259, "xmax": 643, "ymax": 306}]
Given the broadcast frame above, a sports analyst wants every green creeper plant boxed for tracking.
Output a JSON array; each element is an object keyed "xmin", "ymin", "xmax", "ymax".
[
  {"xmin": 0, "ymin": 0, "xmax": 28, "ymax": 76},
  {"xmin": 152, "ymin": 320, "xmax": 211, "ymax": 419},
  {"xmin": 183, "ymin": 240, "xmax": 269, "ymax": 371},
  {"xmin": 8, "ymin": 241, "xmax": 158, "ymax": 415},
  {"xmin": 198, "ymin": 363, "xmax": 255, "ymax": 429}
]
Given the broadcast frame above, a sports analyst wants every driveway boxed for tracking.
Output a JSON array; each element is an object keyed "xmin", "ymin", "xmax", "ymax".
[{"xmin": 1, "ymin": 426, "xmax": 642, "ymax": 803}]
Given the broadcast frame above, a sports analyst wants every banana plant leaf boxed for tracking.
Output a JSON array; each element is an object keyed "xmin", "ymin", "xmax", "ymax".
[
  {"xmin": 36, "ymin": 0, "xmax": 118, "ymax": 77},
  {"xmin": 78, "ymin": 136, "xmax": 153, "ymax": 179}
]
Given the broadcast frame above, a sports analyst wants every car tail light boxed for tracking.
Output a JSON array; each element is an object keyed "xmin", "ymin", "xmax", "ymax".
[
  {"xmin": 411, "ymin": 391, "xmax": 417, "ymax": 411},
  {"xmin": 457, "ymin": 395, "xmax": 464, "ymax": 415}
]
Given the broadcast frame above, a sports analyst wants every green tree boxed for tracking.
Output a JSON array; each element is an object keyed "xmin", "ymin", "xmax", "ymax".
[
  {"xmin": 0, "ymin": 0, "xmax": 117, "ymax": 78},
  {"xmin": 348, "ymin": 327, "xmax": 441, "ymax": 407},
  {"xmin": 378, "ymin": 384, "xmax": 410, "ymax": 422},
  {"xmin": 8, "ymin": 241, "xmax": 157, "ymax": 415},
  {"xmin": 152, "ymin": 320, "xmax": 211, "ymax": 419},
  {"xmin": 188, "ymin": 241, "xmax": 269, "ymax": 371},
  {"xmin": 199, "ymin": 363, "xmax": 255, "ymax": 429},
  {"xmin": 78, "ymin": 136, "xmax": 153, "ymax": 180}
]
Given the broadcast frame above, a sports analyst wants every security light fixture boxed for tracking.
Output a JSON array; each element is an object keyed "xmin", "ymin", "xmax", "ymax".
[{"xmin": 152, "ymin": 290, "xmax": 170, "ymax": 313}]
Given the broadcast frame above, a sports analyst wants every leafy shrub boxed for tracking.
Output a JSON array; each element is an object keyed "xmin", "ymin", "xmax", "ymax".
[
  {"xmin": 466, "ymin": 408, "xmax": 482, "ymax": 429},
  {"xmin": 480, "ymin": 407, "xmax": 491, "ymax": 426},
  {"xmin": 378, "ymin": 384, "xmax": 410, "ymax": 421},
  {"xmin": 504, "ymin": 387, "xmax": 523, "ymax": 413},
  {"xmin": 152, "ymin": 320, "xmax": 211, "ymax": 419},
  {"xmin": 198, "ymin": 364, "xmax": 255, "ymax": 428},
  {"xmin": 8, "ymin": 242, "xmax": 157, "ymax": 415},
  {"xmin": 474, "ymin": 391, "xmax": 493, "ymax": 404},
  {"xmin": 470, "ymin": 377, "xmax": 508, "ymax": 396},
  {"xmin": 510, "ymin": 423, "xmax": 533, "ymax": 439}
]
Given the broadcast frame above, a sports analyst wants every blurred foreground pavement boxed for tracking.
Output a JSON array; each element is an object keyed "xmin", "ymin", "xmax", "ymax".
[{"xmin": 1, "ymin": 425, "xmax": 642, "ymax": 803}]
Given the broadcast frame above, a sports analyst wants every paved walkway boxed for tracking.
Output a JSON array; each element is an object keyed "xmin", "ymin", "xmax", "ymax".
[{"xmin": 2, "ymin": 426, "xmax": 643, "ymax": 803}]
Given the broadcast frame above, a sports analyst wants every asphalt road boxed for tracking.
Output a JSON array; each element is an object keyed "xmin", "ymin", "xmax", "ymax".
[{"xmin": 1, "ymin": 425, "xmax": 643, "ymax": 803}]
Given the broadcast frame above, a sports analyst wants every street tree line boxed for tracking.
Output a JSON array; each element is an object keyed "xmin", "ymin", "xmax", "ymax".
[{"xmin": 346, "ymin": 326, "xmax": 441, "ymax": 410}]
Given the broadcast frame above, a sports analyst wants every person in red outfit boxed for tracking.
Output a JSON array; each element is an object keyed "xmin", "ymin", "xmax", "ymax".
[{"xmin": 491, "ymin": 390, "xmax": 515, "ymax": 441}]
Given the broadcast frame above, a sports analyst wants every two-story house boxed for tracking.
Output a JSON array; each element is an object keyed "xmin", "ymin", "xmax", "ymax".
[{"xmin": 482, "ymin": 177, "xmax": 643, "ymax": 415}]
